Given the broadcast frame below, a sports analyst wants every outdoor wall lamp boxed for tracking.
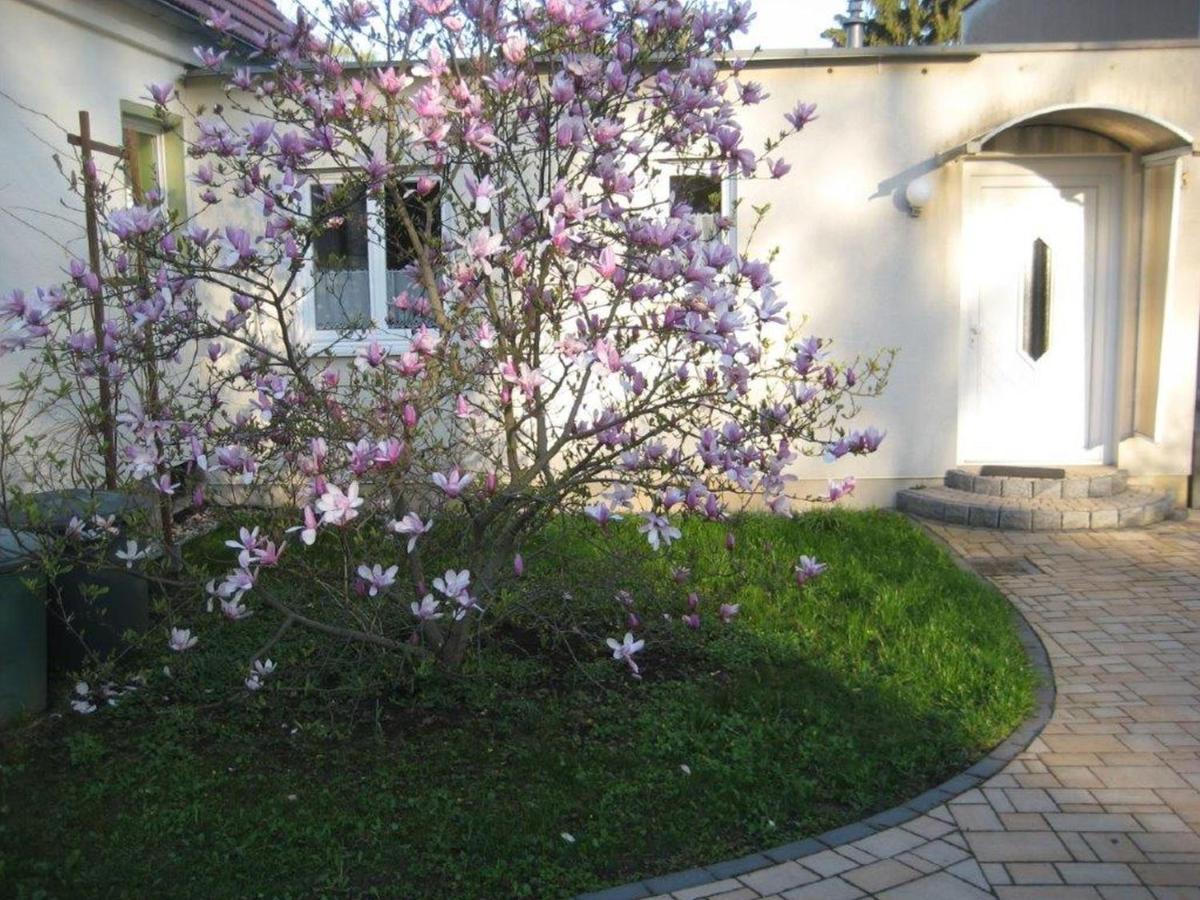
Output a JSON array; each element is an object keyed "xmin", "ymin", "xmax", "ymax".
[{"xmin": 905, "ymin": 175, "xmax": 935, "ymax": 217}]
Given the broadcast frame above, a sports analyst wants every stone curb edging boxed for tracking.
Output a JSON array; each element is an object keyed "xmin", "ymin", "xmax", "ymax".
[
  {"xmin": 576, "ymin": 523, "xmax": 1057, "ymax": 900},
  {"xmin": 897, "ymin": 485, "xmax": 1172, "ymax": 532}
]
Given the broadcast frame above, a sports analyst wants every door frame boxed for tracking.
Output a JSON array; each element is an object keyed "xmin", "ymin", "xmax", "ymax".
[{"xmin": 958, "ymin": 155, "xmax": 1125, "ymax": 465}]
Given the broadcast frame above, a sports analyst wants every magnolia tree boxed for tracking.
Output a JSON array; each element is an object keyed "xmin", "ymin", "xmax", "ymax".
[{"xmin": 0, "ymin": 0, "xmax": 889, "ymax": 686}]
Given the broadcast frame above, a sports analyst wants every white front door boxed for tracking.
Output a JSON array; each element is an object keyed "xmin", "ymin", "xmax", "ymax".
[{"xmin": 960, "ymin": 158, "xmax": 1122, "ymax": 465}]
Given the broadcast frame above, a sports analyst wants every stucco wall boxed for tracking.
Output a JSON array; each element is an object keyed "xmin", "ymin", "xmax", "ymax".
[
  {"xmin": 963, "ymin": 0, "xmax": 1200, "ymax": 44},
  {"xmin": 736, "ymin": 44, "xmax": 1200, "ymax": 501},
  {"xmin": 2, "ymin": 11, "xmax": 1198, "ymax": 507},
  {"xmin": 0, "ymin": 0, "xmax": 197, "ymax": 389},
  {"xmin": 0, "ymin": 0, "xmax": 196, "ymax": 283}
]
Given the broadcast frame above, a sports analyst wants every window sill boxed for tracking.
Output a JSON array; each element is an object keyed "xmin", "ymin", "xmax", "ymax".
[{"xmin": 305, "ymin": 331, "xmax": 421, "ymax": 358}]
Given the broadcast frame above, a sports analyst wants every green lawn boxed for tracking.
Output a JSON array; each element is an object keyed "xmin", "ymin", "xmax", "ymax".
[{"xmin": 0, "ymin": 510, "xmax": 1036, "ymax": 898}]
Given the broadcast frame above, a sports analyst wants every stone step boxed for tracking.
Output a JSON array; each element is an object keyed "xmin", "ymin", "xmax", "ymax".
[
  {"xmin": 946, "ymin": 465, "xmax": 1128, "ymax": 499},
  {"xmin": 897, "ymin": 484, "xmax": 1172, "ymax": 531}
]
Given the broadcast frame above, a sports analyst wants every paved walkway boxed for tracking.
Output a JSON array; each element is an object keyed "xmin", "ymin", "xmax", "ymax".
[{"xmin": 640, "ymin": 519, "xmax": 1200, "ymax": 900}]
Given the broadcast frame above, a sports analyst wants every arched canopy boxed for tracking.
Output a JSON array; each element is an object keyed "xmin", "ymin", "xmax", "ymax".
[{"xmin": 960, "ymin": 104, "xmax": 1195, "ymax": 157}]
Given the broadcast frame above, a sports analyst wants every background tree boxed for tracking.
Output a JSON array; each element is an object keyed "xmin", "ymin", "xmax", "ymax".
[{"xmin": 824, "ymin": 0, "xmax": 968, "ymax": 47}]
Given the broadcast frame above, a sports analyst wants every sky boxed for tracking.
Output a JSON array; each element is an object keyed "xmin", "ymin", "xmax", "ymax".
[
  {"xmin": 734, "ymin": 0, "xmax": 846, "ymax": 49},
  {"xmin": 271, "ymin": 1, "xmax": 848, "ymax": 49}
]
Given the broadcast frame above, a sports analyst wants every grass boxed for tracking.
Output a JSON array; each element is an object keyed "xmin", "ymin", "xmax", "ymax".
[{"xmin": 0, "ymin": 509, "xmax": 1036, "ymax": 898}]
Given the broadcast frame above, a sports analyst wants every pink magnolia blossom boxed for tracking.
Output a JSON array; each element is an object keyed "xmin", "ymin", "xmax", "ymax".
[
  {"xmin": 596, "ymin": 246, "xmax": 618, "ymax": 279},
  {"xmin": 501, "ymin": 33, "xmax": 528, "ymax": 64},
  {"xmin": 432, "ymin": 569, "xmax": 470, "ymax": 600},
  {"xmin": 390, "ymin": 512, "xmax": 433, "ymax": 553},
  {"xmin": 411, "ymin": 594, "xmax": 443, "ymax": 621},
  {"xmin": 605, "ymin": 632, "xmax": 645, "ymax": 676},
  {"xmin": 221, "ymin": 597, "xmax": 253, "ymax": 620},
  {"xmin": 786, "ymin": 101, "xmax": 819, "ymax": 130},
  {"xmin": 169, "ymin": 627, "xmax": 198, "ymax": 652},
  {"xmin": 465, "ymin": 174, "xmax": 503, "ymax": 215},
  {"xmin": 431, "ymin": 467, "xmax": 472, "ymax": 499},
  {"xmin": 829, "ymin": 477, "xmax": 857, "ymax": 502},
  {"xmin": 767, "ymin": 158, "xmax": 791, "ymax": 179},
  {"xmin": 147, "ymin": 82, "xmax": 174, "ymax": 105},
  {"xmin": 252, "ymin": 541, "xmax": 285, "ymax": 567},
  {"xmin": 193, "ymin": 46, "xmax": 228, "ymax": 69},
  {"xmin": 376, "ymin": 67, "xmax": 411, "ymax": 95},
  {"xmin": 639, "ymin": 513, "xmax": 681, "ymax": 551},
  {"xmin": 357, "ymin": 563, "xmax": 398, "ymax": 597},
  {"xmin": 500, "ymin": 361, "xmax": 546, "ymax": 401},
  {"xmin": 286, "ymin": 506, "xmax": 319, "ymax": 546},
  {"xmin": 354, "ymin": 341, "xmax": 388, "ymax": 371},
  {"xmin": 462, "ymin": 227, "xmax": 505, "ymax": 274},
  {"xmin": 316, "ymin": 482, "xmax": 363, "ymax": 526},
  {"xmin": 471, "ymin": 322, "xmax": 495, "ymax": 352},
  {"xmin": 795, "ymin": 556, "xmax": 828, "ymax": 586},
  {"xmin": 585, "ymin": 503, "xmax": 620, "ymax": 526},
  {"xmin": 245, "ymin": 658, "xmax": 276, "ymax": 691},
  {"xmin": 225, "ymin": 526, "xmax": 261, "ymax": 555}
]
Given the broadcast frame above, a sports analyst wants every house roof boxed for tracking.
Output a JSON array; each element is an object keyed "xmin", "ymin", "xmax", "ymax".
[{"xmin": 155, "ymin": 0, "xmax": 288, "ymax": 46}]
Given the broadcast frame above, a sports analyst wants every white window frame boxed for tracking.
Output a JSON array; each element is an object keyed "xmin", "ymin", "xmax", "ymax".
[
  {"xmin": 299, "ymin": 170, "xmax": 451, "ymax": 356},
  {"xmin": 651, "ymin": 157, "xmax": 738, "ymax": 248}
]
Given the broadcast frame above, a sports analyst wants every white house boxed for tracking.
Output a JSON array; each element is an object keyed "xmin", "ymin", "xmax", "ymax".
[{"xmin": 2, "ymin": 0, "xmax": 1198, "ymax": 527}]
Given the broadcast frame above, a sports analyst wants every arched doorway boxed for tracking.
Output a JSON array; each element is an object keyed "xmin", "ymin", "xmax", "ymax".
[{"xmin": 955, "ymin": 105, "xmax": 1194, "ymax": 466}]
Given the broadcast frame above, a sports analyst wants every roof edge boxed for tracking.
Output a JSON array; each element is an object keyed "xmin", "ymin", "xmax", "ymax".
[{"xmin": 733, "ymin": 37, "xmax": 1200, "ymax": 66}]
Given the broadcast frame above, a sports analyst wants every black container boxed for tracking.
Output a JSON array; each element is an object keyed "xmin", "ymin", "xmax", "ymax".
[
  {"xmin": 0, "ymin": 528, "xmax": 47, "ymax": 725},
  {"xmin": 18, "ymin": 490, "xmax": 153, "ymax": 670}
]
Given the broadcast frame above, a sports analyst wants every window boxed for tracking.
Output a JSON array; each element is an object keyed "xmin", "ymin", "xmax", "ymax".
[
  {"xmin": 311, "ymin": 183, "xmax": 372, "ymax": 331},
  {"xmin": 1022, "ymin": 237, "xmax": 1051, "ymax": 361},
  {"xmin": 669, "ymin": 174, "xmax": 722, "ymax": 216},
  {"xmin": 385, "ymin": 180, "xmax": 442, "ymax": 329},
  {"xmin": 120, "ymin": 101, "xmax": 186, "ymax": 219},
  {"xmin": 305, "ymin": 174, "xmax": 444, "ymax": 350},
  {"xmin": 653, "ymin": 161, "xmax": 735, "ymax": 244}
]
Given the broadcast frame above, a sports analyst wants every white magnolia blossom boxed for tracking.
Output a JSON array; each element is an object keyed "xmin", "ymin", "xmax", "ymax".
[
  {"xmin": 606, "ymin": 631, "xmax": 645, "ymax": 676},
  {"xmin": 114, "ymin": 539, "xmax": 148, "ymax": 568},
  {"xmin": 168, "ymin": 627, "xmax": 198, "ymax": 652},
  {"xmin": 638, "ymin": 513, "xmax": 681, "ymax": 551}
]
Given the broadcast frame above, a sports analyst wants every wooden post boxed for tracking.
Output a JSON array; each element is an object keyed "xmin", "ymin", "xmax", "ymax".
[{"xmin": 71, "ymin": 110, "xmax": 121, "ymax": 489}]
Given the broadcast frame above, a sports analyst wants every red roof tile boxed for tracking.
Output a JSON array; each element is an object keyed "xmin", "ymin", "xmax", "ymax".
[{"xmin": 160, "ymin": 0, "xmax": 288, "ymax": 46}]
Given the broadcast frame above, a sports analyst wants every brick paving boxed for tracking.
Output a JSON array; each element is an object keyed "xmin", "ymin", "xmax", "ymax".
[{"xmin": 603, "ymin": 519, "xmax": 1200, "ymax": 900}]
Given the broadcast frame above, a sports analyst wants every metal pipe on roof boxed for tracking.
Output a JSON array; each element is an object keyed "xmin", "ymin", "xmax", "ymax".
[{"xmin": 845, "ymin": 0, "xmax": 867, "ymax": 49}]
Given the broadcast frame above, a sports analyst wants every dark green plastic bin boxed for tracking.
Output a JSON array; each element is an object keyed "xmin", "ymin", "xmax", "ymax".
[
  {"xmin": 19, "ymin": 490, "xmax": 152, "ymax": 670},
  {"xmin": 0, "ymin": 528, "xmax": 46, "ymax": 725}
]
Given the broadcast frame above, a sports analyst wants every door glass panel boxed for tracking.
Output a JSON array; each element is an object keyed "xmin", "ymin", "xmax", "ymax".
[
  {"xmin": 1023, "ymin": 237, "xmax": 1051, "ymax": 361},
  {"xmin": 311, "ymin": 183, "xmax": 372, "ymax": 331}
]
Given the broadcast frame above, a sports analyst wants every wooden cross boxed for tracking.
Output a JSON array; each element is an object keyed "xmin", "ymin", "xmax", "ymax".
[{"xmin": 65, "ymin": 110, "xmax": 126, "ymax": 489}]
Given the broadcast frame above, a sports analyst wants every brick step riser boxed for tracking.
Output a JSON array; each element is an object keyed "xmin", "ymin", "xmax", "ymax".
[
  {"xmin": 945, "ymin": 469, "xmax": 1129, "ymax": 499},
  {"xmin": 898, "ymin": 491, "xmax": 1171, "ymax": 532}
]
